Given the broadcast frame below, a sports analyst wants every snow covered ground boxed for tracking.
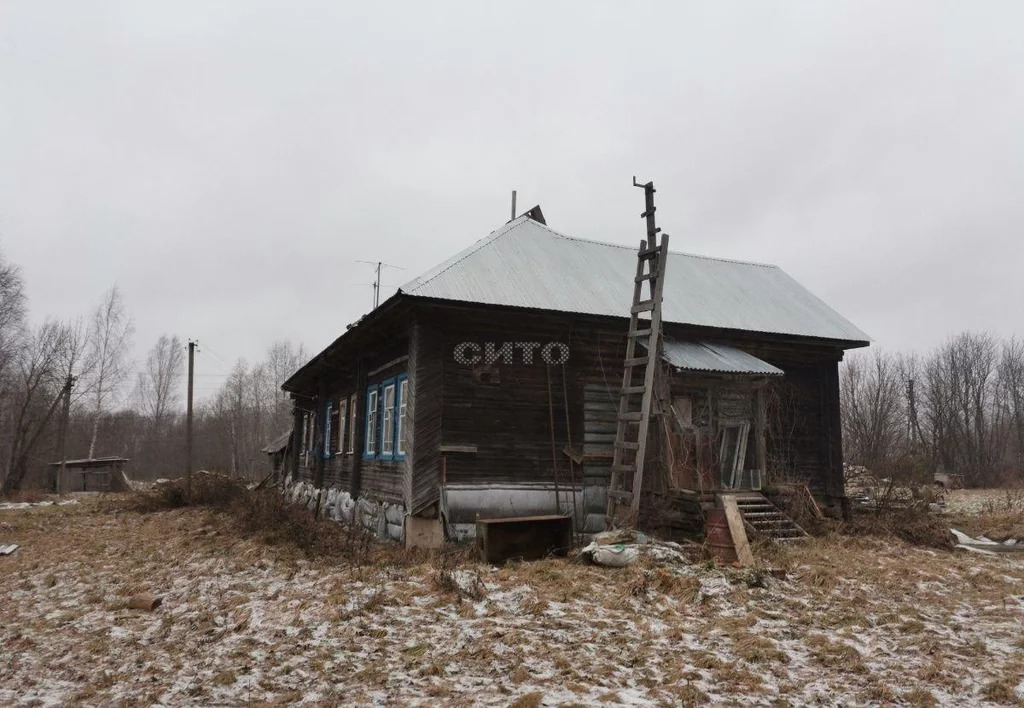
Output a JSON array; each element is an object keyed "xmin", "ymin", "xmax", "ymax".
[{"xmin": 1, "ymin": 497, "xmax": 1022, "ymax": 705}]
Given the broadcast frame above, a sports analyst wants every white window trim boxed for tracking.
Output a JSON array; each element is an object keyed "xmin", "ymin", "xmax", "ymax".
[
  {"xmin": 335, "ymin": 399, "xmax": 347, "ymax": 456},
  {"xmin": 346, "ymin": 394, "xmax": 356, "ymax": 454},
  {"xmin": 382, "ymin": 383, "xmax": 396, "ymax": 456},
  {"xmin": 397, "ymin": 379, "xmax": 408, "ymax": 456},
  {"xmin": 366, "ymin": 388, "xmax": 379, "ymax": 455}
]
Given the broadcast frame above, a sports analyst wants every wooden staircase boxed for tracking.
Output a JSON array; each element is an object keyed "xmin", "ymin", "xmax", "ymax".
[
  {"xmin": 606, "ymin": 178, "xmax": 669, "ymax": 527},
  {"xmin": 730, "ymin": 493, "xmax": 808, "ymax": 542}
]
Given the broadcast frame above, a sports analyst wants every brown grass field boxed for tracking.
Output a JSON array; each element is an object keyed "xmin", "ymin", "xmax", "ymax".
[{"xmin": 1, "ymin": 490, "xmax": 1023, "ymax": 706}]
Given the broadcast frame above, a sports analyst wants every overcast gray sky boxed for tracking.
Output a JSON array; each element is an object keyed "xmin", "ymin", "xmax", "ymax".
[{"xmin": 2, "ymin": 1, "xmax": 1022, "ymax": 392}]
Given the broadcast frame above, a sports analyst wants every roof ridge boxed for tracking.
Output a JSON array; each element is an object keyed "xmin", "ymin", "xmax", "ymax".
[
  {"xmin": 400, "ymin": 215, "xmax": 531, "ymax": 294},
  {"xmin": 524, "ymin": 218, "xmax": 779, "ymax": 269}
]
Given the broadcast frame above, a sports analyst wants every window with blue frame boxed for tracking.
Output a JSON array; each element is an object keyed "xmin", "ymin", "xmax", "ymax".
[{"xmin": 364, "ymin": 373, "xmax": 408, "ymax": 461}]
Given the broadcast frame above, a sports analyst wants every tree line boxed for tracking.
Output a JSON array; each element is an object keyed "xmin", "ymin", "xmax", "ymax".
[
  {"xmin": 0, "ymin": 249, "xmax": 305, "ymax": 493},
  {"xmin": 841, "ymin": 333, "xmax": 1024, "ymax": 487}
]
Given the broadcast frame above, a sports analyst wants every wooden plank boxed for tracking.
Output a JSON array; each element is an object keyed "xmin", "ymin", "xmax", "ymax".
[
  {"xmin": 631, "ymin": 301, "xmax": 655, "ymax": 314},
  {"xmin": 754, "ymin": 385, "xmax": 767, "ymax": 481},
  {"xmin": 439, "ymin": 444, "xmax": 478, "ymax": 453},
  {"xmin": 804, "ymin": 484, "xmax": 825, "ymax": 519},
  {"xmin": 720, "ymin": 495, "xmax": 755, "ymax": 567}
]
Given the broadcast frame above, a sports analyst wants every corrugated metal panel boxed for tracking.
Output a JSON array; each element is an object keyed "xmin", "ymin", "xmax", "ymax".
[
  {"xmin": 261, "ymin": 430, "xmax": 292, "ymax": 454},
  {"xmin": 659, "ymin": 339, "xmax": 784, "ymax": 376},
  {"xmin": 400, "ymin": 216, "xmax": 870, "ymax": 344}
]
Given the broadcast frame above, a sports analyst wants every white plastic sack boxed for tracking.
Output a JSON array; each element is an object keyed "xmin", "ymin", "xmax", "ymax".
[{"xmin": 582, "ymin": 541, "xmax": 640, "ymax": 567}]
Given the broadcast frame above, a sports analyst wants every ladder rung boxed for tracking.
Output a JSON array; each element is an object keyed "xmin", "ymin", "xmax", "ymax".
[
  {"xmin": 608, "ymin": 490, "xmax": 633, "ymax": 501},
  {"xmin": 623, "ymin": 357, "xmax": 649, "ymax": 367},
  {"xmin": 638, "ymin": 245, "xmax": 662, "ymax": 259},
  {"xmin": 610, "ymin": 464, "xmax": 636, "ymax": 473},
  {"xmin": 629, "ymin": 328, "xmax": 652, "ymax": 338},
  {"xmin": 618, "ymin": 412, "xmax": 643, "ymax": 422},
  {"xmin": 631, "ymin": 300, "xmax": 655, "ymax": 313},
  {"xmin": 614, "ymin": 441, "xmax": 640, "ymax": 450},
  {"xmin": 620, "ymin": 386, "xmax": 646, "ymax": 395},
  {"xmin": 635, "ymin": 272, "xmax": 656, "ymax": 282}
]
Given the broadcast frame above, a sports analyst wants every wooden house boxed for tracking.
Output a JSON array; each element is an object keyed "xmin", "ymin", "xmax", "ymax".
[{"xmin": 281, "ymin": 209, "xmax": 869, "ymax": 541}]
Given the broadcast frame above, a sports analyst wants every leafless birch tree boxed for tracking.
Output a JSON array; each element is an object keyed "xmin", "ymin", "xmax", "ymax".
[
  {"xmin": 136, "ymin": 335, "xmax": 185, "ymax": 426},
  {"xmin": 84, "ymin": 286, "xmax": 134, "ymax": 458}
]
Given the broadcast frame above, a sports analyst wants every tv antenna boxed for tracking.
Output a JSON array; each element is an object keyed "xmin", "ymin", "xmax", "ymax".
[{"xmin": 356, "ymin": 260, "xmax": 405, "ymax": 309}]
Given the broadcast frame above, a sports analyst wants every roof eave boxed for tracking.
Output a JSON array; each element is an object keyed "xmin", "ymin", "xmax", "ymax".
[
  {"xmin": 403, "ymin": 293, "xmax": 871, "ymax": 350},
  {"xmin": 281, "ymin": 292, "xmax": 408, "ymax": 394}
]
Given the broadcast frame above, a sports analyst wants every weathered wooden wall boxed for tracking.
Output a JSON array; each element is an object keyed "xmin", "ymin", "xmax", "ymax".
[{"xmin": 286, "ymin": 298, "xmax": 850, "ymax": 522}]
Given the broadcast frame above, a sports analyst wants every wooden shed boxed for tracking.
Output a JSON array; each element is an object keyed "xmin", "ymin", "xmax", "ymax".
[
  {"xmin": 45, "ymin": 457, "xmax": 132, "ymax": 494},
  {"xmin": 281, "ymin": 209, "xmax": 869, "ymax": 541}
]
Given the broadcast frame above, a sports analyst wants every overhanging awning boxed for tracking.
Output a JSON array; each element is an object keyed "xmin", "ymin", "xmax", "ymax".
[
  {"xmin": 658, "ymin": 339, "xmax": 783, "ymax": 376},
  {"xmin": 261, "ymin": 429, "xmax": 293, "ymax": 454}
]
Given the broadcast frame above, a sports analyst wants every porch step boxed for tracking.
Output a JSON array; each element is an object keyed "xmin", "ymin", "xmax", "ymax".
[{"xmin": 731, "ymin": 492, "xmax": 808, "ymax": 542}]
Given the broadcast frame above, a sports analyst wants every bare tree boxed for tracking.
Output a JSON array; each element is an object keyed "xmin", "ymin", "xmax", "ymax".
[
  {"xmin": 997, "ymin": 337, "xmax": 1024, "ymax": 471},
  {"xmin": 840, "ymin": 349, "xmax": 909, "ymax": 473},
  {"xmin": 136, "ymin": 335, "xmax": 185, "ymax": 426},
  {"xmin": 264, "ymin": 340, "xmax": 306, "ymax": 433},
  {"xmin": 921, "ymin": 332, "xmax": 1006, "ymax": 486},
  {"xmin": 217, "ymin": 359, "xmax": 249, "ymax": 477},
  {"xmin": 1, "ymin": 321, "xmax": 70, "ymax": 492},
  {"xmin": 84, "ymin": 286, "xmax": 134, "ymax": 459},
  {"xmin": 0, "ymin": 252, "xmax": 26, "ymax": 382}
]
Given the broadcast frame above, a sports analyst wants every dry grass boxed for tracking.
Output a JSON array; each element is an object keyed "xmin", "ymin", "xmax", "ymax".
[
  {"xmin": 0, "ymin": 488, "xmax": 48, "ymax": 503},
  {"xmin": 127, "ymin": 475, "xmax": 387, "ymax": 564},
  {"xmin": 842, "ymin": 504, "xmax": 954, "ymax": 548},
  {"xmin": 1, "ymin": 492, "xmax": 1023, "ymax": 705}
]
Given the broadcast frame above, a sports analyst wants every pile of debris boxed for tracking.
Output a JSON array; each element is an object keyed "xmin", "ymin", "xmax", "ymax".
[
  {"xmin": 845, "ymin": 464, "xmax": 946, "ymax": 512},
  {"xmin": 951, "ymin": 529, "xmax": 1024, "ymax": 557}
]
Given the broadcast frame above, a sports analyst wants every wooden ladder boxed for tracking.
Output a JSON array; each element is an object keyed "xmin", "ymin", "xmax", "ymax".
[{"xmin": 606, "ymin": 178, "xmax": 670, "ymax": 526}]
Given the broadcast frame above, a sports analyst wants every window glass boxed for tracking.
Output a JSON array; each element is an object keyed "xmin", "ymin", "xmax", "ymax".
[
  {"xmin": 397, "ymin": 378, "xmax": 408, "ymax": 456},
  {"xmin": 328, "ymin": 403, "xmax": 341, "ymax": 455},
  {"xmin": 365, "ymin": 388, "xmax": 379, "ymax": 455},
  {"xmin": 336, "ymin": 399, "xmax": 347, "ymax": 455},
  {"xmin": 382, "ymin": 383, "xmax": 396, "ymax": 456},
  {"xmin": 324, "ymin": 403, "xmax": 333, "ymax": 457},
  {"xmin": 347, "ymin": 394, "xmax": 356, "ymax": 453}
]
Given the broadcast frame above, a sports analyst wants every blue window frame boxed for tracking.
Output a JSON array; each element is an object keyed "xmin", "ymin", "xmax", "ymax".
[{"xmin": 362, "ymin": 372, "xmax": 408, "ymax": 462}]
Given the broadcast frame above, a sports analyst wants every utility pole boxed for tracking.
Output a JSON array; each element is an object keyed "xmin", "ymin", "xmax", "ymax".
[
  {"xmin": 186, "ymin": 340, "xmax": 196, "ymax": 502},
  {"xmin": 374, "ymin": 261, "xmax": 381, "ymax": 308},
  {"xmin": 55, "ymin": 375, "xmax": 75, "ymax": 497},
  {"xmin": 511, "ymin": 190, "xmax": 517, "ymax": 220}
]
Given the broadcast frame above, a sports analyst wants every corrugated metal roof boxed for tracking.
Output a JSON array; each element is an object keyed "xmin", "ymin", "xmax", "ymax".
[
  {"xmin": 261, "ymin": 429, "xmax": 292, "ymax": 454},
  {"xmin": 400, "ymin": 215, "xmax": 870, "ymax": 344},
  {"xmin": 659, "ymin": 339, "xmax": 784, "ymax": 376}
]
